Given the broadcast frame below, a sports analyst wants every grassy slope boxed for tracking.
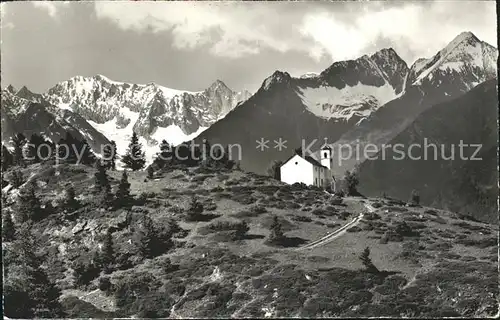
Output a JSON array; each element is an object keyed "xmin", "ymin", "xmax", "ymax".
[{"xmin": 2, "ymin": 163, "xmax": 498, "ymax": 318}]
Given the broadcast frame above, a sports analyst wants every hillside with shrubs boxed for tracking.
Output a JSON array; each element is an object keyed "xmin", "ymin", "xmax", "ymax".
[{"xmin": 1, "ymin": 139, "xmax": 498, "ymax": 318}]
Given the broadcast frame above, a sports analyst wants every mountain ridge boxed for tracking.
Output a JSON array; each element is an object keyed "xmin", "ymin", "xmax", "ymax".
[
  {"xmin": 196, "ymin": 31, "xmax": 497, "ymax": 174},
  {"xmin": 328, "ymin": 31, "xmax": 497, "ymax": 176},
  {"xmin": 2, "ymin": 75, "xmax": 251, "ymax": 166},
  {"xmin": 356, "ymin": 79, "xmax": 498, "ymax": 223}
]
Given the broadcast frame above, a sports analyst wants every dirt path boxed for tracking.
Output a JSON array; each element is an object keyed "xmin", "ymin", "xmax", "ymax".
[{"xmin": 296, "ymin": 199, "xmax": 376, "ymax": 251}]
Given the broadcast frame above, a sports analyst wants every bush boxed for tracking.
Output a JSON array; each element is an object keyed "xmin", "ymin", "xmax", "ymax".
[
  {"xmin": 330, "ymin": 197, "xmax": 343, "ymax": 205},
  {"xmin": 205, "ymin": 220, "xmax": 246, "ymax": 232},
  {"xmin": 113, "ymin": 273, "xmax": 172, "ymax": 317},
  {"xmin": 185, "ymin": 196, "xmax": 204, "ymax": 221},
  {"xmin": 364, "ymin": 212, "xmax": 381, "ymax": 220},
  {"xmin": 457, "ymin": 237, "xmax": 497, "ymax": 248},
  {"xmin": 285, "ymin": 201, "xmax": 301, "ymax": 209},
  {"xmin": 203, "ymin": 200, "xmax": 217, "ymax": 211},
  {"xmin": 380, "ymin": 231, "xmax": 403, "ymax": 243},
  {"xmin": 343, "ymin": 170, "xmax": 359, "ymax": 196},
  {"xmin": 359, "ymin": 247, "xmax": 379, "ymax": 273},
  {"xmin": 291, "ymin": 182, "xmax": 308, "ymax": 190},
  {"xmin": 210, "ymin": 186, "xmax": 224, "ymax": 193},
  {"xmin": 372, "ymin": 202, "xmax": 382, "ymax": 208},
  {"xmin": 250, "ymin": 205, "xmax": 267, "ymax": 214},
  {"xmin": 290, "ymin": 215, "xmax": 312, "ymax": 223},
  {"xmin": 98, "ymin": 277, "xmax": 112, "ymax": 293},
  {"xmin": 9, "ymin": 170, "xmax": 24, "ymax": 188},
  {"xmin": 72, "ymin": 253, "xmax": 101, "ymax": 286},
  {"xmin": 233, "ymin": 221, "xmax": 250, "ymax": 240},
  {"xmin": 374, "ymin": 275, "xmax": 407, "ymax": 295},
  {"xmin": 347, "ymin": 226, "xmax": 362, "ymax": 233},
  {"xmin": 231, "ymin": 193, "xmax": 256, "ymax": 205},
  {"xmin": 361, "ymin": 223, "xmax": 374, "ymax": 231},
  {"xmin": 409, "ymin": 190, "xmax": 420, "ymax": 206},
  {"xmin": 424, "ymin": 209, "xmax": 438, "ymax": 216},
  {"xmin": 334, "ymin": 190, "xmax": 345, "ymax": 198},
  {"xmin": 267, "ymin": 216, "xmax": 284, "ymax": 244},
  {"xmin": 338, "ymin": 211, "xmax": 350, "ymax": 220},
  {"xmin": 311, "ymin": 208, "xmax": 328, "ymax": 217}
]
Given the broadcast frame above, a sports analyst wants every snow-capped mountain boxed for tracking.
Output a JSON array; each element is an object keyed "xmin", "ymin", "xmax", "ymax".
[
  {"xmin": 195, "ymin": 48, "xmax": 410, "ymax": 173},
  {"xmin": 330, "ymin": 31, "xmax": 498, "ymax": 176},
  {"xmin": 271, "ymin": 48, "xmax": 409, "ymax": 122},
  {"xmin": 1, "ymin": 89, "xmax": 110, "ymax": 152},
  {"xmin": 39, "ymin": 75, "xmax": 250, "ymax": 165},
  {"xmin": 195, "ymin": 31, "xmax": 497, "ymax": 174},
  {"xmin": 406, "ymin": 32, "xmax": 497, "ymax": 90}
]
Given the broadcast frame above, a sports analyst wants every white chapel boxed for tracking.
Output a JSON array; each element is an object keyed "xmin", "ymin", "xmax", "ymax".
[{"xmin": 280, "ymin": 145, "xmax": 336, "ymax": 190}]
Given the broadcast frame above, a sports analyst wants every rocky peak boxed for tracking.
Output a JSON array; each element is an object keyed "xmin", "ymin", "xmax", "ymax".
[
  {"xmin": 5, "ymin": 85, "xmax": 17, "ymax": 94},
  {"xmin": 206, "ymin": 79, "xmax": 232, "ymax": 95},
  {"xmin": 318, "ymin": 50, "xmax": 407, "ymax": 92},
  {"xmin": 446, "ymin": 31, "xmax": 480, "ymax": 48},
  {"xmin": 369, "ymin": 48, "xmax": 409, "ymax": 94},
  {"xmin": 262, "ymin": 71, "xmax": 292, "ymax": 91},
  {"xmin": 406, "ymin": 31, "xmax": 497, "ymax": 89},
  {"xmin": 16, "ymin": 86, "xmax": 42, "ymax": 102}
]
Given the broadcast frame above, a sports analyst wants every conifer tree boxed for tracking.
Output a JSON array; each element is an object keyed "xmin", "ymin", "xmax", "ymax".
[
  {"xmin": 57, "ymin": 132, "xmax": 78, "ymax": 164},
  {"xmin": 294, "ymin": 147, "xmax": 303, "ymax": 157},
  {"xmin": 16, "ymin": 180, "xmax": 43, "ymax": 222},
  {"xmin": 233, "ymin": 221, "xmax": 249, "ymax": 240},
  {"xmin": 409, "ymin": 189, "xmax": 420, "ymax": 206},
  {"xmin": 359, "ymin": 247, "xmax": 379, "ymax": 273},
  {"xmin": 137, "ymin": 215, "xmax": 158, "ymax": 259},
  {"xmin": 267, "ymin": 160, "xmax": 283, "ymax": 180},
  {"xmin": 234, "ymin": 160, "xmax": 242, "ymax": 171},
  {"xmin": 122, "ymin": 132, "xmax": 146, "ymax": 171},
  {"xmin": 1, "ymin": 144, "xmax": 14, "ymax": 171},
  {"xmin": 212, "ymin": 146, "xmax": 222, "ymax": 167},
  {"xmin": 147, "ymin": 166, "xmax": 154, "ymax": 179},
  {"xmin": 9, "ymin": 169, "xmax": 24, "ymax": 188},
  {"xmin": 110, "ymin": 140, "xmax": 117, "ymax": 170},
  {"xmin": 219, "ymin": 145, "xmax": 235, "ymax": 169},
  {"xmin": 3, "ymin": 283, "xmax": 34, "ymax": 319},
  {"xmin": 200, "ymin": 139, "xmax": 212, "ymax": 167},
  {"xmin": 26, "ymin": 134, "xmax": 41, "ymax": 164},
  {"xmin": 12, "ymin": 133, "xmax": 27, "ymax": 167},
  {"xmin": 12, "ymin": 226, "xmax": 64, "ymax": 318},
  {"xmin": 62, "ymin": 185, "xmax": 79, "ymax": 213},
  {"xmin": 40, "ymin": 134, "xmax": 54, "ymax": 161},
  {"xmin": 115, "ymin": 170, "xmax": 131, "ymax": 207},
  {"xmin": 25, "ymin": 134, "xmax": 52, "ymax": 164},
  {"xmin": 2, "ymin": 213, "xmax": 16, "ymax": 242},
  {"xmin": 185, "ymin": 196, "xmax": 204, "ymax": 221},
  {"xmin": 79, "ymin": 139, "xmax": 96, "ymax": 165},
  {"xmin": 155, "ymin": 139, "xmax": 171, "ymax": 167},
  {"xmin": 101, "ymin": 229, "xmax": 115, "ymax": 273},
  {"xmin": 344, "ymin": 170, "xmax": 359, "ymax": 196},
  {"xmin": 102, "ymin": 141, "xmax": 117, "ymax": 170},
  {"xmin": 268, "ymin": 216, "xmax": 284, "ymax": 244},
  {"xmin": 93, "ymin": 161, "xmax": 113, "ymax": 206},
  {"xmin": 93, "ymin": 161, "xmax": 110, "ymax": 193}
]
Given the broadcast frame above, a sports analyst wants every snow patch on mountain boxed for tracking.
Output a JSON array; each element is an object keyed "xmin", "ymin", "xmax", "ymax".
[
  {"xmin": 87, "ymin": 104, "xmax": 209, "ymax": 167},
  {"xmin": 151, "ymin": 125, "xmax": 208, "ymax": 148},
  {"xmin": 299, "ymin": 72, "xmax": 319, "ymax": 79},
  {"xmin": 297, "ymin": 82, "xmax": 397, "ymax": 120}
]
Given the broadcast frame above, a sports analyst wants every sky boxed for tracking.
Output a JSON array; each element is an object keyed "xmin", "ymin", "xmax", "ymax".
[{"xmin": 0, "ymin": 1, "xmax": 497, "ymax": 93}]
